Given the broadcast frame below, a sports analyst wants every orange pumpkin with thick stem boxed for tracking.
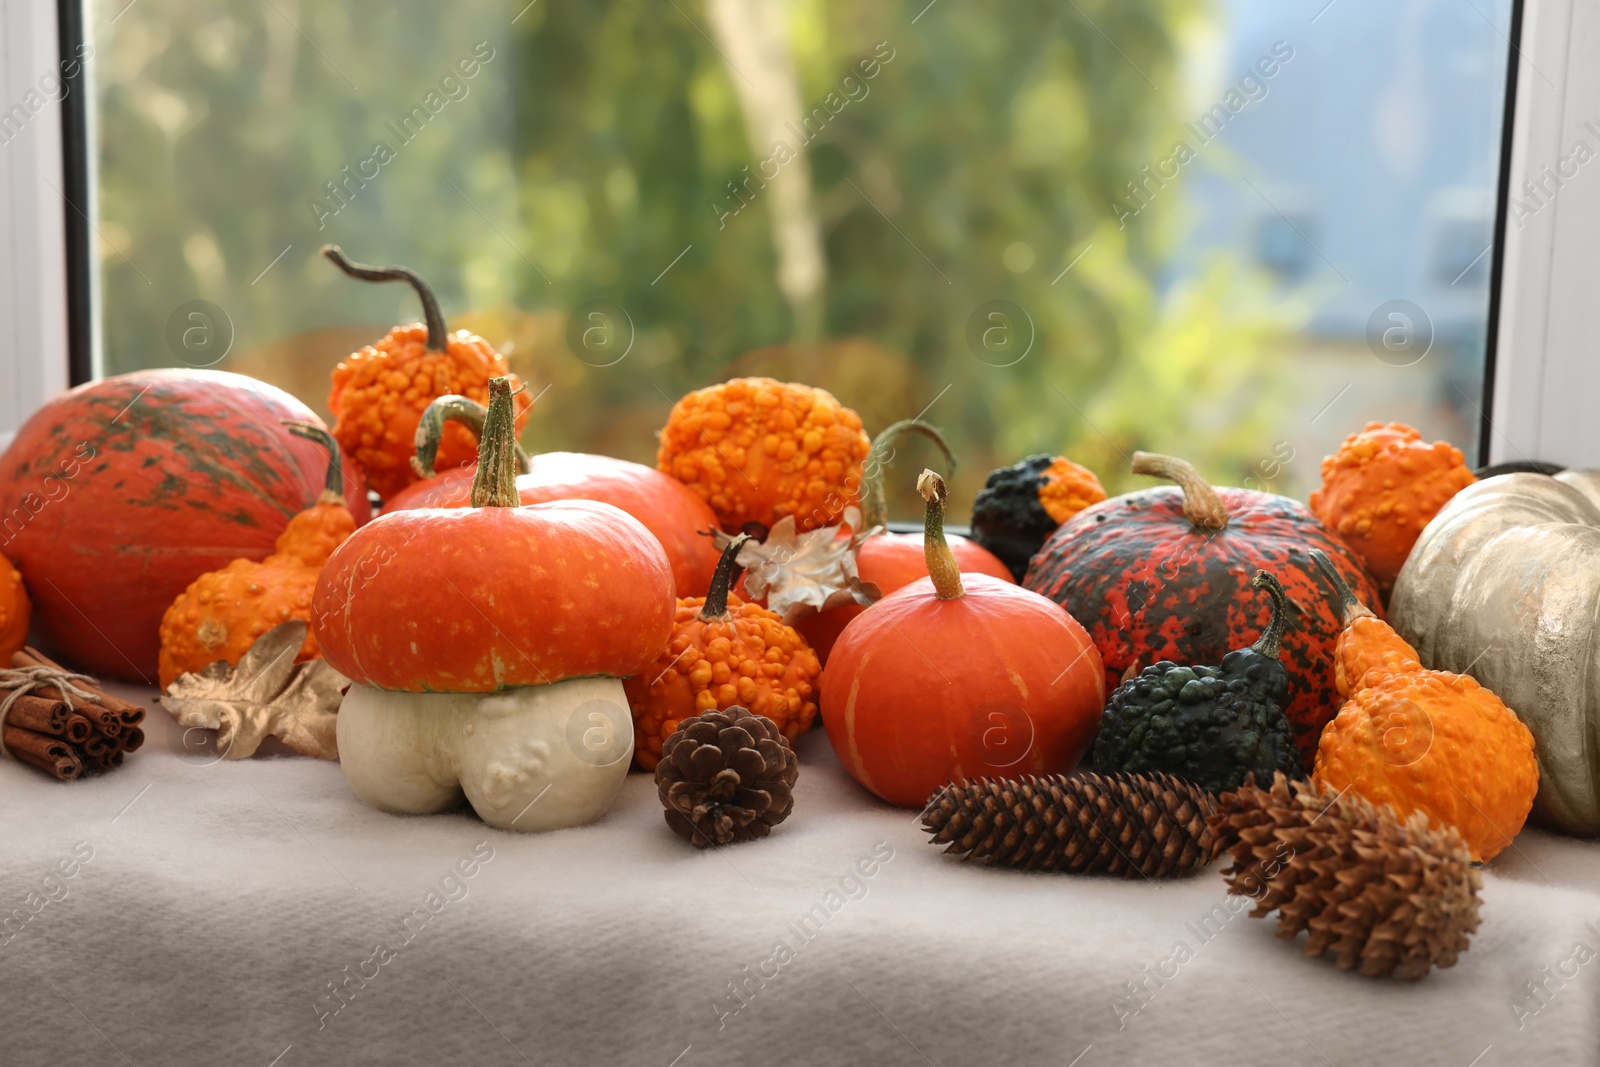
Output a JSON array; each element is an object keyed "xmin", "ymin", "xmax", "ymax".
[
  {"xmin": 794, "ymin": 419, "xmax": 1011, "ymax": 662},
  {"xmin": 0, "ymin": 551, "xmax": 29, "ymax": 661},
  {"xmin": 382, "ymin": 395, "xmax": 722, "ymax": 597},
  {"xmin": 657, "ymin": 377, "xmax": 871, "ymax": 535},
  {"xmin": 624, "ymin": 534, "xmax": 821, "ymax": 772},
  {"xmin": 1308, "ymin": 549, "xmax": 1537, "ymax": 862},
  {"xmin": 1310, "ymin": 422, "xmax": 1476, "ymax": 597},
  {"xmin": 157, "ymin": 423, "xmax": 356, "ymax": 688},
  {"xmin": 323, "ymin": 246, "xmax": 532, "ymax": 501},
  {"xmin": 821, "ymin": 469, "xmax": 1105, "ymax": 807}
]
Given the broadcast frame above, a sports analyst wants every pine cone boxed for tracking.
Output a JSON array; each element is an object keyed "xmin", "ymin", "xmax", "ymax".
[
  {"xmin": 922, "ymin": 772, "xmax": 1216, "ymax": 878},
  {"xmin": 1208, "ymin": 772, "xmax": 1483, "ymax": 979},
  {"xmin": 656, "ymin": 705, "xmax": 798, "ymax": 848}
]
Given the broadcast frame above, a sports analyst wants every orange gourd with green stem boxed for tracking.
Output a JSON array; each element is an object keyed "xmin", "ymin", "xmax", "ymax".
[
  {"xmin": 624, "ymin": 534, "xmax": 821, "ymax": 772},
  {"xmin": 157, "ymin": 423, "xmax": 356, "ymax": 687},
  {"xmin": 323, "ymin": 246, "xmax": 533, "ymax": 501},
  {"xmin": 821, "ymin": 469, "xmax": 1105, "ymax": 807},
  {"xmin": 383, "ymin": 394, "xmax": 722, "ymax": 596},
  {"xmin": 1308, "ymin": 549, "xmax": 1537, "ymax": 862}
]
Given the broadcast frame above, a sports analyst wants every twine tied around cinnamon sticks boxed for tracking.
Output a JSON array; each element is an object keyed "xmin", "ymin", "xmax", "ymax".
[
  {"xmin": 1, "ymin": 648, "xmax": 146, "ymax": 781},
  {"xmin": 0, "ymin": 665, "xmax": 101, "ymax": 756}
]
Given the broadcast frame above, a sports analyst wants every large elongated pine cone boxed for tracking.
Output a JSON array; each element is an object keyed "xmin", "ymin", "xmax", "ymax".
[
  {"xmin": 1208, "ymin": 772, "xmax": 1482, "ymax": 979},
  {"xmin": 922, "ymin": 772, "xmax": 1216, "ymax": 878},
  {"xmin": 656, "ymin": 705, "xmax": 798, "ymax": 848}
]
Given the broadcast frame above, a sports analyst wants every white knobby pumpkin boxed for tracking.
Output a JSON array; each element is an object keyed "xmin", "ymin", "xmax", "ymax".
[{"xmin": 1390, "ymin": 470, "xmax": 1600, "ymax": 834}]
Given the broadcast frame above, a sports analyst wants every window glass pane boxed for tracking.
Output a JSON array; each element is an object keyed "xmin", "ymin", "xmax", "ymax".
[{"xmin": 93, "ymin": 0, "xmax": 1513, "ymax": 512}]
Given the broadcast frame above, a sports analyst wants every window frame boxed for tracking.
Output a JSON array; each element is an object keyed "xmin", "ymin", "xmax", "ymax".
[{"xmin": 5, "ymin": 0, "xmax": 1580, "ymax": 469}]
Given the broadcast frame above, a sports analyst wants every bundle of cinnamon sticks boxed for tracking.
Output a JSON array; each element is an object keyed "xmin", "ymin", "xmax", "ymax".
[{"xmin": 2, "ymin": 647, "xmax": 146, "ymax": 782}]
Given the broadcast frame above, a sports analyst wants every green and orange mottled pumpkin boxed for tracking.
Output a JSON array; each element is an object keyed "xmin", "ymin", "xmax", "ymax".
[
  {"xmin": 0, "ymin": 370, "xmax": 370, "ymax": 682},
  {"xmin": 1023, "ymin": 451, "xmax": 1381, "ymax": 766}
]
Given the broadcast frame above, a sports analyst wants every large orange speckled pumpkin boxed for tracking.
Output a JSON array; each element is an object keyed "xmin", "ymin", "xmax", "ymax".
[{"xmin": 0, "ymin": 370, "xmax": 370, "ymax": 682}]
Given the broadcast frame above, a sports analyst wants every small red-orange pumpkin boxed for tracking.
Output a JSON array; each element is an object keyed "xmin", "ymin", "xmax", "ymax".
[{"xmin": 821, "ymin": 470, "xmax": 1105, "ymax": 807}]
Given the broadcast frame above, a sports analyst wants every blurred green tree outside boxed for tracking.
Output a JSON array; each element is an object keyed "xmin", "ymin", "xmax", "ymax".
[{"xmin": 93, "ymin": 0, "xmax": 1289, "ymax": 517}]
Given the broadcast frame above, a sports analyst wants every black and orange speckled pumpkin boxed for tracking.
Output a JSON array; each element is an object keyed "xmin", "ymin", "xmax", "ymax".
[{"xmin": 1023, "ymin": 451, "xmax": 1380, "ymax": 766}]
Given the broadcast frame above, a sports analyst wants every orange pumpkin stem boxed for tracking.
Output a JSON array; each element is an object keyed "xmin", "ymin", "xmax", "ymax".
[
  {"xmin": 1309, "ymin": 549, "xmax": 1377, "ymax": 625},
  {"xmin": 321, "ymin": 245, "xmax": 448, "ymax": 352},
  {"xmin": 1130, "ymin": 451, "xmax": 1229, "ymax": 530},
  {"xmin": 282, "ymin": 421, "xmax": 343, "ymax": 503},
  {"xmin": 1249, "ymin": 570, "xmax": 1290, "ymax": 660},
  {"xmin": 700, "ymin": 534, "xmax": 751, "ymax": 621},
  {"xmin": 859, "ymin": 419, "xmax": 955, "ymax": 532},
  {"xmin": 470, "ymin": 378, "xmax": 522, "ymax": 509},
  {"xmin": 411, "ymin": 394, "xmax": 532, "ymax": 479},
  {"xmin": 917, "ymin": 469, "xmax": 965, "ymax": 600}
]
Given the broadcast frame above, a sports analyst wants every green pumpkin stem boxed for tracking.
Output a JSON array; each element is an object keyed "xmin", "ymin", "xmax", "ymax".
[
  {"xmin": 1130, "ymin": 451, "xmax": 1229, "ymax": 530},
  {"xmin": 1248, "ymin": 571, "xmax": 1291, "ymax": 660},
  {"xmin": 282, "ymin": 421, "xmax": 343, "ymax": 501},
  {"xmin": 322, "ymin": 245, "xmax": 449, "ymax": 352},
  {"xmin": 1308, "ymin": 548, "xmax": 1376, "ymax": 625},
  {"xmin": 470, "ymin": 378, "xmax": 522, "ymax": 508},
  {"xmin": 700, "ymin": 534, "xmax": 751, "ymax": 620},
  {"xmin": 411, "ymin": 394, "xmax": 533, "ymax": 479},
  {"xmin": 859, "ymin": 419, "xmax": 955, "ymax": 531},
  {"xmin": 917, "ymin": 469, "xmax": 965, "ymax": 600}
]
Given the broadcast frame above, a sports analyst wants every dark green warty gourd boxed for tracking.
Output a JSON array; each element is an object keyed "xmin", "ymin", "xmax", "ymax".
[{"xmin": 1091, "ymin": 570, "xmax": 1304, "ymax": 794}]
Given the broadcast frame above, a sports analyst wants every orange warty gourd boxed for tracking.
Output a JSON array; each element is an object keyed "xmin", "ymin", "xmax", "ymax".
[
  {"xmin": 382, "ymin": 395, "xmax": 722, "ymax": 597},
  {"xmin": 794, "ymin": 420, "xmax": 1012, "ymax": 663},
  {"xmin": 323, "ymin": 246, "xmax": 532, "ymax": 501},
  {"xmin": 624, "ymin": 535, "xmax": 821, "ymax": 772},
  {"xmin": 657, "ymin": 377, "xmax": 871, "ymax": 535},
  {"xmin": 157, "ymin": 424, "xmax": 356, "ymax": 688},
  {"xmin": 1310, "ymin": 422, "xmax": 1476, "ymax": 597},
  {"xmin": 821, "ymin": 470, "xmax": 1105, "ymax": 808},
  {"xmin": 1036, "ymin": 456, "xmax": 1108, "ymax": 524},
  {"xmin": 1308, "ymin": 550, "xmax": 1537, "ymax": 862},
  {"xmin": 0, "ymin": 551, "xmax": 29, "ymax": 661}
]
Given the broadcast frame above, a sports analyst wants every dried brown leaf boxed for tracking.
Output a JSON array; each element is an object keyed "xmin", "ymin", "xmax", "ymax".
[
  {"xmin": 716, "ymin": 506, "xmax": 882, "ymax": 626},
  {"xmin": 160, "ymin": 621, "xmax": 346, "ymax": 760}
]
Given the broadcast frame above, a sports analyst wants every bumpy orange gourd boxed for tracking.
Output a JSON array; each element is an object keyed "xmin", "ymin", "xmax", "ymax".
[
  {"xmin": 657, "ymin": 377, "xmax": 871, "ymax": 534},
  {"xmin": 157, "ymin": 424, "xmax": 356, "ymax": 688},
  {"xmin": 624, "ymin": 535, "xmax": 821, "ymax": 771},
  {"xmin": 1310, "ymin": 422, "xmax": 1475, "ymax": 596},
  {"xmin": 1037, "ymin": 456, "xmax": 1108, "ymax": 523},
  {"xmin": 323, "ymin": 247, "xmax": 532, "ymax": 500},
  {"xmin": 0, "ymin": 551, "xmax": 29, "ymax": 661},
  {"xmin": 1308, "ymin": 550, "xmax": 1537, "ymax": 862}
]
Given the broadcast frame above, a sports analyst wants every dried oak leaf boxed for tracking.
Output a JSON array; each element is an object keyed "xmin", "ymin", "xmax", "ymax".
[
  {"xmin": 715, "ymin": 506, "xmax": 882, "ymax": 626},
  {"xmin": 160, "ymin": 621, "xmax": 347, "ymax": 760}
]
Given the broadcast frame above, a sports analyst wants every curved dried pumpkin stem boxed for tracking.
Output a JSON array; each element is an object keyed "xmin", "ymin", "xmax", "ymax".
[
  {"xmin": 1130, "ymin": 451, "xmax": 1229, "ymax": 530},
  {"xmin": 282, "ymin": 421, "xmax": 343, "ymax": 502},
  {"xmin": 700, "ymin": 533, "xmax": 751, "ymax": 621},
  {"xmin": 860, "ymin": 419, "xmax": 955, "ymax": 531},
  {"xmin": 321, "ymin": 245, "xmax": 448, "ymax": 352},
  {"xmin": 470, "ymin": 378, "xmax": 522, "ymax": 508},
  {"xmin": 1249, "ymin": 570, "xmax": 1290, "ymax": 660},
  {"xmin": 411, "ymin": 394, "xmax": 532, "ymax": 479},
  {"xmin": 1309, "ymin": 548, "xmax": 1376, "ymax": 624},
  {"xmin": 917, "ymin": 469, "xmax": 965, "ymax": 600}
]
